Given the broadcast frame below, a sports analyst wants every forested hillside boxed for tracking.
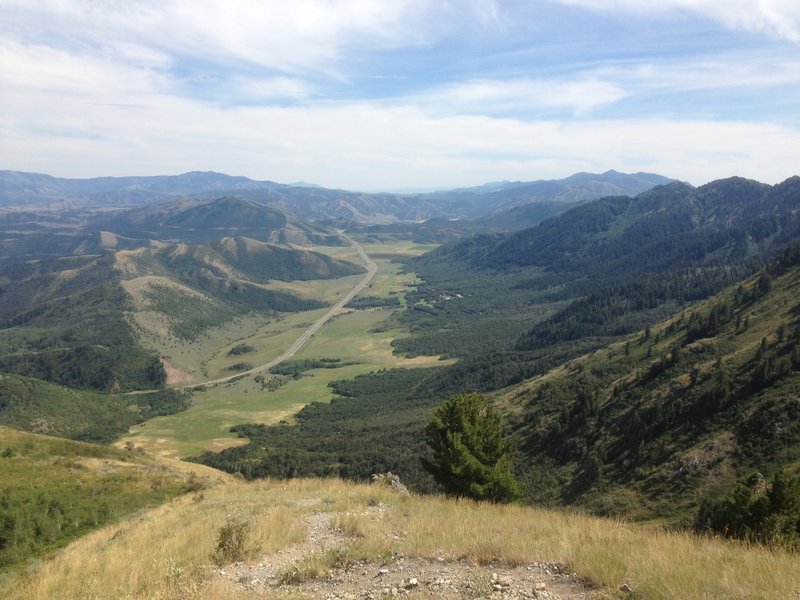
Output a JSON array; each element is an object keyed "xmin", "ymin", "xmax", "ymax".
[
  {"xmin": 503, "ymin": 246, "xmax": 800, "ymax": 524},
  {"xmin": 0, "ymin": 374, "xmax": 189, "ymax": 443}
]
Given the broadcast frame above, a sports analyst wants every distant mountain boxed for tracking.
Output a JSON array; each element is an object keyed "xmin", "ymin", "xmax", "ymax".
[
  {"xmin": 477, "ymin": 200, "xmax": 580, "ymax": 231},
  {"xmin": 0, "ymin": 169, "xmax": 674, "ymax": 224},
  {"xmin": 454, "ymin": 170, "xmax": 673, "ymax": 209},
  {"xmin": 0, "ymin": 170, "xmax": 286, "ymax": 208},
  {"xmin": 403, "ymin": 176, "xmax": 800, "ymax": 362}
]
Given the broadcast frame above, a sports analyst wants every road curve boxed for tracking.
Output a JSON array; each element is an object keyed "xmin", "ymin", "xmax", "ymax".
[{"xmin": 184, "ymin": 234, "xmax": 378, "ymax": 389}]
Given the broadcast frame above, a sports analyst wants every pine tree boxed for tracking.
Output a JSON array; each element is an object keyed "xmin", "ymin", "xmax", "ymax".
[{"xmin": 422, "ymin": 393, "xmax": 522, "ymax": 503}]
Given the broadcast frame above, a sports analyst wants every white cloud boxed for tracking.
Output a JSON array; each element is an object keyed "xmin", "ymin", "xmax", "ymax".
[
  {"xmin": 419, "ymin": 78, "xmax": 627, "ymax": 115},
  {"xmin": 0, "ymin": 0, "xmax": 439, "ymax": 74},
  {"xmin": 2, "ymin": 65, "xmax": 798, "ymax": 189},
  {"xmin": 1, "ymin": 0, "xmax": 799, "ymax": 189},
  {"xmin": 549, "ymin": 0, "xmax": 800, "ymax": 42},
  {"xmin": 0, "ymin": 40, "xmax": 166, "ymax": 102}
]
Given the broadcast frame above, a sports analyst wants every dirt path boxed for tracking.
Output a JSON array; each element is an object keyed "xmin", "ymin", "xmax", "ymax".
[
  {"xmin": 184, "ymin": 234, "xmax": 378, "ymax": 390},
  {"xmin": 214, "ymin": 500, "xmax": 597, "ymax": 599}
]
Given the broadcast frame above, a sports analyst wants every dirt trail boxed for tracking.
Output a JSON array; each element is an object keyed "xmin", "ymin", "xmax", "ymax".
[{"xmin": 214, "ymin": 500, "xmax": 597, "ymax": 599}]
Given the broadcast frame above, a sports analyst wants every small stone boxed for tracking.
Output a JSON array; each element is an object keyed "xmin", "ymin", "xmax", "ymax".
[
  {"xmin": 406, "ymin": 577, "xmax": 418, "ymax": 589},
  {"xmin": 378, "ymin": 568, "xmax": 389, "ymax": 576},
  {"xmin": 219, "ymin": 569, "xmax": 226, "ymax": 576},
  {"xmin": 535, "ymin": 582, "xmax": 547, "ymax": 591},
  {"xmin": 492, "ymin": 572, "xmax": 499, "ymax": 582},
  {"xmin": 620, "ymin": 583, "xmax": 632, "ymax": 593}
]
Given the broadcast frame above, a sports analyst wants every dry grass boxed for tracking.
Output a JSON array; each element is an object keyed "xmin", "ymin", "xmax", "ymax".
[{"xmin": 5, "ymin": 478, "xmax": 798, "ymax": 600}]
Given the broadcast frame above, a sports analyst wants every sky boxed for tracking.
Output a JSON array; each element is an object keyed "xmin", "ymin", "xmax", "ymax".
[{"xmin": 1, "ymin": 0, "xmax": 799, "ymax": 191}]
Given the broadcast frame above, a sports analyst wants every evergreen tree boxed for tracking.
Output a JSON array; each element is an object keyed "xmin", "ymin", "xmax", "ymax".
[{"xmin": 422, "ymin": 393, "xmax": 522, "ymax": 503}]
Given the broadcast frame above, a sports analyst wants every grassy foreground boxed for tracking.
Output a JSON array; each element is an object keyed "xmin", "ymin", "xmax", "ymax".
[
  {"xmin": 0, "ymin": 427, "xmax": 229, "ymax": 579},
  {"xmin": 5, "ymin": 476, "xmax": 798, "ymax": 599}
]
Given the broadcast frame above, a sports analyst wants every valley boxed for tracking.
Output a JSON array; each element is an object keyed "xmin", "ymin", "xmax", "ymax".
[
  {"xmin": 120, "ymin": 240, "xmax": 450, "ymax": 458},
  {"xmin": 2, "ymin": 170, "xmax": 800, "ymax": 599}
]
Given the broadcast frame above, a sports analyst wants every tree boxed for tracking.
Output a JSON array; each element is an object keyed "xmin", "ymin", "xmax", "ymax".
[{"xmin": 421, "ymin": 393, "xmax": 522, "ymax": 503}]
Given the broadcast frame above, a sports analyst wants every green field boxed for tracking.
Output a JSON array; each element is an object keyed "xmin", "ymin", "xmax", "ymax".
[{"xmin": 119, "ymin": 242, "xmax": 448, "ymax": 458}]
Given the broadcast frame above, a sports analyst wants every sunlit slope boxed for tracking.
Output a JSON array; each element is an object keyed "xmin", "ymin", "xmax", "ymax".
[
  {"xmin": 3, "ymin": 476, "xmax": 798, "ymax": 600},
  {"xmin": 0, "ymin": 426, "xmax": 228, "ymax": 573}
]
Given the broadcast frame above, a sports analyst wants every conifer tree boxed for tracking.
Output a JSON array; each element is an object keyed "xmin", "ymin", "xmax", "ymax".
[{"xmin": 422, "ymin": 393, "xmax": 521, "ymax": 503}]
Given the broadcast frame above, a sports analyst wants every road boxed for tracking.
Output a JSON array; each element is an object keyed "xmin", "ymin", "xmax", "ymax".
[{"xmin": 184, "ymin": 234, "xmax": 378, "ymax": 389}]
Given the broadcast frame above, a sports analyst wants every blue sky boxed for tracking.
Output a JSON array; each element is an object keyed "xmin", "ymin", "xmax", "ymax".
[{"xmin": 1, "ymin": 0, "xmax": 799, "ymax": 190}]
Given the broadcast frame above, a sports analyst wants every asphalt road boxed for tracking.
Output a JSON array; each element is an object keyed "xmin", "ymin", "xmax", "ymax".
[{"xmin": 185, "ymin": 234, "xmax": 378, "ymax": 389}]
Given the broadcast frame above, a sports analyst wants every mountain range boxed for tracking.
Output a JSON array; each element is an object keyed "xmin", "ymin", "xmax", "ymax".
[{"xmin": 0, "ymin": 169, "xmax": 673, "ymax": 224}]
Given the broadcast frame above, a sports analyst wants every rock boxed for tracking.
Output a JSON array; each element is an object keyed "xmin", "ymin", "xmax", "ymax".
[
  {"xmin": 535, "ymin": 582, "xmax": 547, "ymax": 591},
  {"xmin": 620, "ymin": 583, "xmax": 633, "ymax": 593},
  {"xmin": 378, "ymin": 568, "xmax": 389, "ymax": 576},
  {"xmin": 370, "ymin": 472, "xmax": 411, "ymax": 495},
  {"xmin": 405, "ymin": 577, "xmax": 418, "ymax": 589}
]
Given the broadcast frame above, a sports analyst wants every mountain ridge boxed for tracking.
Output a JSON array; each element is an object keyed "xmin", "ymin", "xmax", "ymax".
[{"xmin": 1, "ymin": 169, "xmax": 674, "ymax": 224}]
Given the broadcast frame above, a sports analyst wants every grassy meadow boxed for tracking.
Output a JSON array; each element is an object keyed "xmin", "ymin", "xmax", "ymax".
[{"xmin": 120, "ymin": 244, "xmax": 447, "ymax": 458}]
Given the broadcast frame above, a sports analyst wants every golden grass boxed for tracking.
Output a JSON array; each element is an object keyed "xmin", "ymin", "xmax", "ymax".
[{"xmin": 6, "ymin": 477, "xmax": 798, "ymax": 600}]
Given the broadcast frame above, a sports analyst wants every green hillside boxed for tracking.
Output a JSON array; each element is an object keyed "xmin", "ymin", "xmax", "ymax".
[
  {"xmin": 0, "ymin": 255, "xmax": 167, "ymax": 392},
  {"xmin": 197, "ymin": 247, "xmax": 800, "ymax": 537},
  {"xmin": 93, "ymin": 196, "xmax": 346, "ymax": 245},
  {"xmin": 0, "ymin": 223, "xmax": 362, "ymax": 386},
  {"xmin": 0, "ymin": 374, "xmax": 190, "ymax": 443},
  {"xmin": 155, "ymin": 237, "xmax": 363, "ymax": 282},
  {"xmin": 0, "ymin": 427, "xmax": 219, "ymax": 572},
  {"xmin": 502, "ymin": 246, "xmax": 800, "ymax": 525}
]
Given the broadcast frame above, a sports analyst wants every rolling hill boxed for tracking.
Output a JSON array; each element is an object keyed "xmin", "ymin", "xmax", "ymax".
[
  {"xmin": 502, "ymin": 247, "xmax": 800, "ymax": 522},
  {"xmin": 90, "ymin": 196, "xmax": 347, "ymax": 246},
  {"xmin": 0, "ymin": 195, "xmax": 365, "ymax": 390},
  {"xmin": 0, "ymin": 426, "xmax": 225, "ymax": 572}
]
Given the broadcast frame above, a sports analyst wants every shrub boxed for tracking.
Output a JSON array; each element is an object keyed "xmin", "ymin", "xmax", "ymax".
[{"xmin": 212, "ymin": 516, "xmax": 250, "ymax": 565}]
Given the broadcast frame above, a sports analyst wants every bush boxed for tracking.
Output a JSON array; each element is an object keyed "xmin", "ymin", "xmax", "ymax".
[{"xmin": 212, "ymin": 516, "xmax": 250, "ymax": 565}]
